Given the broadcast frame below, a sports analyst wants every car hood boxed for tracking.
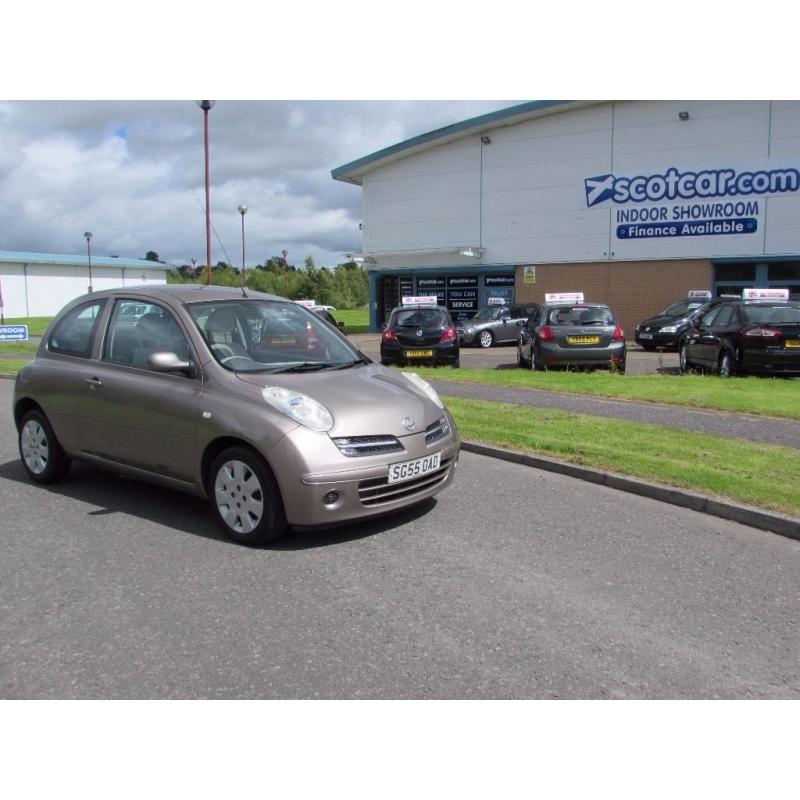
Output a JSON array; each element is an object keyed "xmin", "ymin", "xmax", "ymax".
[
  {"xmin": 638, "ymin": 314, "xmax": 687, "ymax": 329},
  {"xmin": 235, "ymin": 364, "xmax": 443, "ymax": 437}
]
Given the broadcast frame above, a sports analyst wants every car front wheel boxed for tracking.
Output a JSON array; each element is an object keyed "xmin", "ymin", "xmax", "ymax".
[
  {"xmin": 478, "ymin": 330, "xmax": 493, "ymax": 348},
  {"xmin": 718, "ymin": 350, "xmax": 735, "ymax": 378},
  {"xmin": 209, "ymin": 447, "xmax": 288, "ymax": 546},
  {"xmin": 18, "ymin": 409, "xmax": 71, "ymax": 484},
  {"xmin": 679, "ymin": 342, "xmax": 691, "ymax": 374}
]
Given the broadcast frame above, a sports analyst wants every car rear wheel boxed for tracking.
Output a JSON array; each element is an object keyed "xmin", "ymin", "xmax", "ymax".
[
  {"xmin": 19, "ymin": 409, "xmax": 72, "ymax": 484},
  {"xmin": 478, "ymin": 330, "xmax": 493, "ymax": 348},
  {"xmin": 517, "ymin": 343, "xmax": 530, "ymax": 368},
  {"xmin": 209, "ymin": 447, "xmax": 287, "ymax": 546}
]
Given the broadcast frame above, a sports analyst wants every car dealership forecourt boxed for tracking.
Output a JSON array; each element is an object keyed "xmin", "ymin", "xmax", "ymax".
[{"xmin": 332, "ymin": 100, "xmax": 800, "ymax": 335}]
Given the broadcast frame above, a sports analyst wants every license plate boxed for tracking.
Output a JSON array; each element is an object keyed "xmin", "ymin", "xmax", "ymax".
[
  {"xmin": 567, "ymin": 336, "xmax": 600, "ymax": 344},
  {"xmin": 639, "ymin": 333, "xmax": 653, "ymax": 340},
  {"xmin": 786, "ymin": 340, "xmax": 800, "ymax": 349},
  {"xmin": 270, "ymin": 336, "xmax": 296, "ymax": 344},
  {"xmin": 405, "ymin": 349, "xmax": 434, "ymax": 358},
  {"xmin": 388, "ymin": 452, "xmax": 441, "ymax": 484}
]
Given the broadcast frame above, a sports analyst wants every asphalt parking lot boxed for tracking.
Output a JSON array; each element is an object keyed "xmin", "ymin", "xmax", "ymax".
[
  {"xmin": 352, "ymin": 334, "xmax": 677, "ymax": 375},
  {"xmin": 1, "ymin": 379, "xmax": 798, "ymax": 699}
]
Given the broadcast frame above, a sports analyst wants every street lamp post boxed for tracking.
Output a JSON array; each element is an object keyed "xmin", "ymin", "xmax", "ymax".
[
  {"xmin": 238, "ymin": 204, "xmax": 248, "ymax": 286},
  {"xmin": 196, "ymin": 100, "xmax": 216, "ymax": 285},
  {"xmin": 84, "ymin": 231, "xmax": 93, "ymax": 292},
  {"xmin": 281, "ymin": 249, "xmax": 288, "ymax": 298}
]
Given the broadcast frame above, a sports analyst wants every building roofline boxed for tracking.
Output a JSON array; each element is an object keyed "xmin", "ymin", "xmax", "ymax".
[
  {"xmin": 0, "ymin": 250, "xmax": 170, "ymax": 270},
  {"xmin": 331, "ymin": 100, "xmax": 591, "ymax": 185}
]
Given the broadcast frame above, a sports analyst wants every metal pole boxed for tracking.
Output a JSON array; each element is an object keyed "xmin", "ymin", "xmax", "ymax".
[
  {"xmin": 238, "ymin": 205, "xmax": 248, "ymax": 286},
  {"xmin": 282, "ymin": 249, "xmax": 288, "ymax": 298},
  {"xmin": 203, "ymin": 106, "xmax": 212, "ymax": 285},
  {"xmin": 84, "ymin": 231, "xmax": 93, "ymax": 292}
]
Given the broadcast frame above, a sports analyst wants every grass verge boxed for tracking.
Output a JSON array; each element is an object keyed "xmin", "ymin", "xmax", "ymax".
[
  {"xmin": 0, "ymin": 341, "xmax": 38, "ymax": 356},
  {"xmin": 0, "ymin": 360, "xmax": 24, "ymax": 375},
  {"xmin": 444, "ymin": 395, "xmax": 800, "ymax": 517},
  {"xmin": 335, "ymin": 308, "xmax": 369, "ymax": 333},
  {"xmin": 409, "ymin": 367, "xmax": 800, "ymax": 421},
  {"xmin": 2, "ymin": 317, "xmax": 52, "ymax": 336}
]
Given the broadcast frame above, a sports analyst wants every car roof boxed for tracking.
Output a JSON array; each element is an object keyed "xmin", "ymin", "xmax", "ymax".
[
  {"xmin": 77, "ymin": 284, "xmax": 287, "ymax": 305},
  {"xmin": 389, "ymin": 304, "xmax": 447, "ymax": 313}
]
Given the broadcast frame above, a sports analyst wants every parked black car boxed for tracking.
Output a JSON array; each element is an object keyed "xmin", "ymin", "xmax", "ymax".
[
  {"xmin": 635, "ymin": 296, "xmax": 728, "ymax": 351},
  {"xmin": 679, "ymin": 299, "xmax": 800, "ymax": 376},
  {"xmin": 518, "ymin": 302, "xmax": 626, "ymax": 372},
  {"xmin": 311, "ymin": 305, "xmax": 345, "ymax": 331},
  {"xmin": 380, "ymin": 304, "xmax": 460, "ymax": 368},
  {"xmin": 457, "ymin": 304, "xmax": 539, "ymax": 348}
]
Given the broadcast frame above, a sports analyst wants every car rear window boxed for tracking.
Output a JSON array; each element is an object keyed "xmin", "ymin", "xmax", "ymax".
[
  {"xmin": 392, "ymin": 309, "xmax": 448, "ymax": 327},
  {"xmin": 741, "ymin": 303, "xmax": 800, "ymax": 324},
  {"xmin": 545, "ymin": 306, "xmax": 614, "ymax": 325}
]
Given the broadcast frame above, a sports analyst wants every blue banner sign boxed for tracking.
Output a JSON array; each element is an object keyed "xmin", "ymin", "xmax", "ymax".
[
  {"xmin": 0, "ymin": 324, "xmax": 29, "ymax": 341},
  {"xmin": 617, "ymin": 218, "xmax": 757, "ymax": 240}
]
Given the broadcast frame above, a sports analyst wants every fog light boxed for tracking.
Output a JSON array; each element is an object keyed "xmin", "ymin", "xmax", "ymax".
[{"xmin": 323, "ymin": 491, "xmax": 340, "ymax": 506}]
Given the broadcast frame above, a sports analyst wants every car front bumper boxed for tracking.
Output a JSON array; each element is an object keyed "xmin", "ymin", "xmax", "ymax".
[
  {"xmin": 266, "ymin": 416, "xmax": 461, "ymax": 526},
  {"xmin": 380, "ymin": 340, "xmax": 459, "ymax": 365}
]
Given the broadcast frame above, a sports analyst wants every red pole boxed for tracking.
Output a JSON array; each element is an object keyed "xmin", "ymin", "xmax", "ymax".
[{"xmin": 204, "ymin": 106, "xmax": 212, "ymax": 285}]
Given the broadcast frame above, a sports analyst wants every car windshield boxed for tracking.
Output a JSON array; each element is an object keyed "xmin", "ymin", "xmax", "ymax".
[
  {"xmin": 741, "ymin": 303, "xmax": 800, "ymax": 324},
  {"xmin": 472, "ymin": 307, "xmax": 504, "ymax": 321},
  {"xmin": 392, "ymin": 309, "xmax": 448, "ymax": 327},
  {"xmin": 188, "ymin": 299, "xmax": 363, "ymax": 373},
  {"xmin": 545, "ymin": 306, "xmax": 614, "ymax": 325},
  {"xmin": 661, "ymin": 300, "xmax": 705, "ymax": 316}
]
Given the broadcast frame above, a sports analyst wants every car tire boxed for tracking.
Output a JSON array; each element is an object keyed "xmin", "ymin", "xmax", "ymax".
[
  {"xmin": 640, "ymin": 343, "xmax": 655, "ymax": 351},
  {"xmin": 451, "ymin": 357, "xmax": 460, "ymax": 369},
  {"xmin": 18, "ymin": 409, "xmax": 72, "ymax": 485},
  {"xmin": 718, "ymin": 350, "xmax": 735, "ymax": 378},
  {"xmin": 679, "ymin": 342, "xmax": 691, "ymax": 374},
  {"xmin": 529, "ymin": 346, "xmax": 541, "ymax": 371},
  {"xmin": 517, "ymin": 343, "xmax": 530, "ymax": 368},
  {"xmin": 478, "ymin": 330, "xmax": 493, "ymax": 349},
  {"xmin": 209, "ymin": 446, "xmax": 288, "ymax": 546},
  {"xmin": 380, "ymin": 358, "xmax": 393, "ymax": 366}
]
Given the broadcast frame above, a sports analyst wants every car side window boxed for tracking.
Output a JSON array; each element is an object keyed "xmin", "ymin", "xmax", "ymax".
[
  {"xmin": 700, "ymin": 306, "xmax": 722, "ymax": 328},
  {"xmin": 714, "ymin": 306, "xmax": 735, "ymax": 328},
  {"xmin": 48, "ymin": 300, "xmax": 107, "ymax": 358},
  {"xmin": 103, "ymin": 299, "xmax": 193, "ymax": 371}
]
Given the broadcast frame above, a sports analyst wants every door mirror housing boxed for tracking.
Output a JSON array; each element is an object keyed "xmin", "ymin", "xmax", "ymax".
[{"xmin": 148, "ymin": 351, "xmax": 195, "ymax": 376}]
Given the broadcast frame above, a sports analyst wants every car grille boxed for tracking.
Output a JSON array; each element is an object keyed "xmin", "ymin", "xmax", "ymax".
[
  {"xmin": 358, "ymin": 457, "xmax": 453, "ymax": 506},
  {"xmin": 424, "ymin": 415, "xmax": 450, "ymax": 444},
  {"xmin": 331, "ymin": 435, "xmax": 404, "ymax": 457}
]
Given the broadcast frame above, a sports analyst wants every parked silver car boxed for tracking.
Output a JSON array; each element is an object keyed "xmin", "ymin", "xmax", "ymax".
[
  {"xmin": 457, "ymin": 305, "xmax": 539, "ymax": 348},
  {"xmin": 13, "ymin": 285, "xmax": 459, "ymax": 545}
]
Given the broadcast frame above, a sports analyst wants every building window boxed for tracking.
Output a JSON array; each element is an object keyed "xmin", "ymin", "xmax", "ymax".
[
  {"xmin": 767, "ymin": 262, "xmax": 800, "ymax": 281},
  {"xmin": 714, "ymin": 263, "xmax": 756, "ymax": 282}
]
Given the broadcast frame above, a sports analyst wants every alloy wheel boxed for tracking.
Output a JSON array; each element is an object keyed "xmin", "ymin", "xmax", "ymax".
[{"xmin": 21, "ymin": 420, "xmax": 49, "ymax": 475}]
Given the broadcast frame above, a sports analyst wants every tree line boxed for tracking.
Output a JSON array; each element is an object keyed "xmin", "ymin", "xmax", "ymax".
[{"xmin": 161, "ymin": 253, "xmax": 368, "ymax": 309}]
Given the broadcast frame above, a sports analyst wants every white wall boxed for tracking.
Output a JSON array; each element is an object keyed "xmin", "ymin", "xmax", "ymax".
[
  {"xmin": 0, "ymin": 262, "xmax": 167, "ymax": 318},
  {"xmin": 360, "ymin": 100, "xmax": 800, "ymax": 267}
]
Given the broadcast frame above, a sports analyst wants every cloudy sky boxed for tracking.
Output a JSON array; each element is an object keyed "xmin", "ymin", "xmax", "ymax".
[{"xmin": 0, "ymin": 100, "xmax": 518, "ymax": 269}]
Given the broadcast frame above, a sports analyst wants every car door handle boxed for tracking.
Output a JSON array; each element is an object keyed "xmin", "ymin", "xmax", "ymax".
[{"xmin": 84, "ymin": 377, "xmax": 103, "ymax": 387}]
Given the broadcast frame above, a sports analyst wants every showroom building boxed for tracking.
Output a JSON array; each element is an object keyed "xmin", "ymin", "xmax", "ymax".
[
  {"xmin": 0, "ymin": 250, "xmax": 169, "ymax": 318},
  {"xmin": 332, "ymin": 100, "xmax": 800, "ymax": 334}
]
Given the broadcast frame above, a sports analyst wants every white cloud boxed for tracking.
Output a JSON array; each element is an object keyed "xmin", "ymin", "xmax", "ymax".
[{"xmin": 0, "ymin": 100, "xmax": 517, "ymax": 266}]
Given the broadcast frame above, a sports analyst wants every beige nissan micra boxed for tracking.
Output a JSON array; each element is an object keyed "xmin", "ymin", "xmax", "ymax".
[{"xmin": 14, "ymin": 285, "xmax": 459, "ymax": 545}]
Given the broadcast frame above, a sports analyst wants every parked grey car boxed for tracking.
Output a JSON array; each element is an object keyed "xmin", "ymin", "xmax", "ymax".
[
  {"xmin": 457, "ymin": 304, "xmax": 539, "ymax": 348},
  {"xmin": 13, "ymin": 285, "xmax": 459, "ymax": 546},
  {"xmin": 517, "ymin": 302, "xmax": 626, "ymax": 372}
]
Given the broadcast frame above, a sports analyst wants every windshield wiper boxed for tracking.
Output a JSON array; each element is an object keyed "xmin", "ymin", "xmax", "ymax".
[
  {"xmin": 330, "ymin": 357, "xmax": 370, "ymax": 370},
  {"xmin": 270, "ymin": 362, "xmax": 336, "ymax": 373}
]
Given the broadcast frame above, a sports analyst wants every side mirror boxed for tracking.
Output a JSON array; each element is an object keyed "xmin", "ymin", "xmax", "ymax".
[
  {"xmin": 149, "ymin": 351, "xmax": 195, "ymax": 376},
  {"xmin": 337, "ymin": 321, "xmax": 345, "ymax": 330}
]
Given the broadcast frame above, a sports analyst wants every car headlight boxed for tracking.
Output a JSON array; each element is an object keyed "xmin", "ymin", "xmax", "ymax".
[
  {"xmin": 402, "ymin": 372, "xmax": 444, "ymax": 409},
  {"xmin": 659, "ymin": 325, "xmax": 678, "ymax": 333},
  {"xmin": 262, "ymin": 386, "xmax": 334, "ymax": 432}
]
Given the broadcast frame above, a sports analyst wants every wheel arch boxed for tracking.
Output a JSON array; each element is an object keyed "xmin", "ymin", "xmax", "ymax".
[
  {"xmin": 200, "ymin": 436, "xmax": 282, "ymax": 499},
  {"xmin": 14, "ymin": 397, "xmax": 44, "ymax": 431}
]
